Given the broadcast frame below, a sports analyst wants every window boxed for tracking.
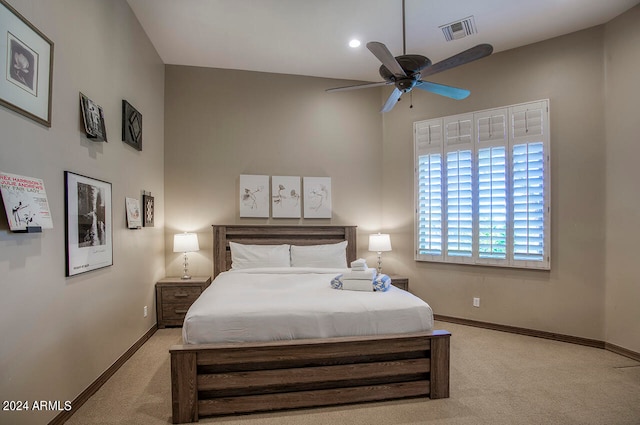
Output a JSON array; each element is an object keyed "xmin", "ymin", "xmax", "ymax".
[{"xmin": 414, "ymin": 100, "xmax": 550, "ymax": 269}]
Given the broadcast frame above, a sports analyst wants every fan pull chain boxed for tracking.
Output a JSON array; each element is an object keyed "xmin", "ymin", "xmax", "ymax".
[{"xmin": 410, "ymin": 90, "xmax": 413, "ymax": 108}]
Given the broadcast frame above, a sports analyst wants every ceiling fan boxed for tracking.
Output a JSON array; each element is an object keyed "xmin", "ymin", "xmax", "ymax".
[{"xmin": 326, "ymin": 1, "xmax": 493, "ymax": 112}]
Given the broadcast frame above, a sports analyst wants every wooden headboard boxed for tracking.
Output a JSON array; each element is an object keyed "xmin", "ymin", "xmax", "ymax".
[{"xmin": 212, "ymin": 225, "xmax": 357, "ymax": 278}]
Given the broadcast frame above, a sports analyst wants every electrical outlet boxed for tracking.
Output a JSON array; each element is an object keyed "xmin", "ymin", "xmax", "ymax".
[
  {"xmin": 473, "ymin": 297, "xmax": 480, "ymax": 308},
  {"xmin": 144, "ymin": 306, "xmax": 148, "ymax": 317}
]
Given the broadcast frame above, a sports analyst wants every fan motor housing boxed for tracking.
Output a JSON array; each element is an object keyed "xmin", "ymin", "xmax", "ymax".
[{"xmin": 379, "ymin": 54, "xmax": 431, "ymax": 81}]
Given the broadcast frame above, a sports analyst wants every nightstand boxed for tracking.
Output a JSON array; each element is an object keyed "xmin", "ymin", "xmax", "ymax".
[
  {"xmin": 388, "ymin": 275, "xmax": 409, "ymax": 291},
  {"xmin": 155, "ymin": 276, "xmax": 212, "ymax": 328}
]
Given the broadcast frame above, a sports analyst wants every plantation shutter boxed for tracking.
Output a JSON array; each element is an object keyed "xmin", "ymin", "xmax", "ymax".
[
  {"xmin": 415, "ymin": 119, "xmax": 444, "ymax": 260},
  {"xmin": 444, "ymin": 114, "xmax": 474, "ymax": 262},
  {"xmin": 413, "ymin": 99, "xmax": 550, "ymax": 270},
  {"xmin": 475, "ymin": 109, "xmax": 508, "ymax": 264},
  {"xmin": 510, "ymin": 101, "xmax": 550, "ymax": 269}
]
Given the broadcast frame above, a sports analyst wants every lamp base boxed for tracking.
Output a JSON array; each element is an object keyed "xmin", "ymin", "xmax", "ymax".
[{"xmin": 181, "ymin": 252, "xmax": 192, "ymax": 280}]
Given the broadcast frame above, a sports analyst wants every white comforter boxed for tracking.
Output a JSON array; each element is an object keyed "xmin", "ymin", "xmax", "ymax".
[{"xmin": 182, "ymin": 267, "xmax": 434, "ymax": 344}]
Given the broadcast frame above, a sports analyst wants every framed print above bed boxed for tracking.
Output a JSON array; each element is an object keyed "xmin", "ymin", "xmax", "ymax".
[
  {"xmin": 64, "ymin": 171, "xmax": 112, "ymax": 277},
  {"xmin": 0, "ymin": 0, "xmax": 54, "ymax": 127}
]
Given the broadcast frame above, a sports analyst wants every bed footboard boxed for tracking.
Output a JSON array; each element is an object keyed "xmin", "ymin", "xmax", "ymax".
[{"xmin": 170, "ymin": 330, "xmax": 450, "ymax": 424}]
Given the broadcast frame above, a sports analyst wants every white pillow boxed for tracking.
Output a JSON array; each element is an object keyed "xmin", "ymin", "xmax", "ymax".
[
  {"xmin": 290, "ymin": 241, "xmax": 348, "ymax": 268},
  {"xmin": 229, "ymin": 242, "xmax": 291, "ymax": 270}
]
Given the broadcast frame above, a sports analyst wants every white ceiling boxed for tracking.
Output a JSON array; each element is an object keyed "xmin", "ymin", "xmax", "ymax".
[{"xmin": 126, "ymin": 0, "xmax": 639, "ymax": 83}]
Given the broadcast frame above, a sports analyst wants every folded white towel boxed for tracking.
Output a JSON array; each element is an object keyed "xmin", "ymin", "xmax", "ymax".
[
  {"xmin": 341, "ymin": 279, "xmax": 374, "ymax": 292},
  {"xmin": 342, "ymin": 268, "xmax": 376, "ymax": 281},
  {"xmin": 350, "ymin": 258, "xmax": 368, "ymax": 271}
]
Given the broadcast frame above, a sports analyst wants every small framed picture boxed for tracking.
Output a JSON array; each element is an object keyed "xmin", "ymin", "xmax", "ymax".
[
  {"xmin": 80, "ymin": 92, "xmax": 107, "ymax": 142},
  {"xmin": 0, "ymin": 0, "xmax": 54, "ymax": 127},
  {"xmin": 122, "ymin": 100, "xmax": 142, "ymax": 151},
  {"xmin": 142, "ymin": 193, "xmax": 154, "ymax": 227},
  {"xmin": 64, "ymin": 171, "xmax": 113, "ymax": 277}
]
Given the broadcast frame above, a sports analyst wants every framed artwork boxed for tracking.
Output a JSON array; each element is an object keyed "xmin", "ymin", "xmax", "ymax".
[
  {"xmin": 142, "ymin": 193, "xmax": 154, "ymax": 227},
  {"xmin": 303, "ymin": 177, "xmax": 332, "ymax": 218},
  {"xmin": 239, "ymin": 174, "xmax": 269, "ymax": 218},
  {"xmin": 272, "ymin": 176, "xmax": 301, "ymax": 218},
  {"xmin": 80, "ymin": 92, "xmax": 107, "ymax": 142},
  {"xmin": 0, "ymin": 0, "xmax": 53, "ymax": 127},
  {"xmin": 64, "ymin": 171, "xmax": 112, "ymax": 277},
  {"xmin": 125, "ymin": 197, "xmax": 141, "ymax": 229},
  {"xmin": 122, "ymin": 100, "xmax": 142, "ymax": 151},
  {"xmin": 0, "ymin": 171, "xmax": 53, "ymax": 231}
]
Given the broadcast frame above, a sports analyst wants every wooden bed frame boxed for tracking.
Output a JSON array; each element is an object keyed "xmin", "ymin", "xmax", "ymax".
[{"xmin": 170, "ymin": 225, "xmax": 451, "ymax": 423}]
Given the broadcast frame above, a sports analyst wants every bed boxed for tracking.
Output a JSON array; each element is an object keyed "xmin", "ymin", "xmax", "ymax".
[{"xmin": 170, "ymin": 225, "xmax": 451, "ymax": 423}]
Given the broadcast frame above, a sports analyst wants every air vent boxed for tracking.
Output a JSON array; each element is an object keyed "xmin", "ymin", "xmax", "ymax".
[{"xmin": 440, "ymin": 16, "xmax": 477, "ymax": 42}]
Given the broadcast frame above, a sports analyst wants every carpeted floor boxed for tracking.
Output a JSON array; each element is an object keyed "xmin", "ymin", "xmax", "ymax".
[{"xmin": 65, "ymin": 321, "xmax": 640, "ymax": 425}]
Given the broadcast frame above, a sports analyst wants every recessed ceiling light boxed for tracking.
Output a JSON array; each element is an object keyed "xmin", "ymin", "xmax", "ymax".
[{"xmin": 348, "ymin": 39, "xmax": 361, "ymax": 48}]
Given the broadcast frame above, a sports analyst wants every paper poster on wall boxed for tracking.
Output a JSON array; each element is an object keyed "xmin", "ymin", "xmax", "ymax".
[
  {"xmin": 240, "ymin": 175, "xmax": 269, "ymax": 218},
  {"xmin": 303, "ymin": 177, "xmax": 332, "ymax": 218},
  {"xmin": 272, "ymin": 176, "xmax": 301, "ymax": 218},
  {"xmin": 0, "ymin": 171, "xmax": 53, "ymax": 231}
]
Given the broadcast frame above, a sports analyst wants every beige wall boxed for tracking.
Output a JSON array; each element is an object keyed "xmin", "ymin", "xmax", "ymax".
[
  {"xmin": 0, "ymin": 1, "xmax": 165, "ymax": 424},
  {"xmin": 380, "ymin": 26, "xmax": 608, "ymax": 341},
  {"xmin": 163, "ymin": 66, "xmax": 384, "ymax": 277},
  {"xmin": 604, "ymin": 5, "xmax": 640, "ymax": 354}
]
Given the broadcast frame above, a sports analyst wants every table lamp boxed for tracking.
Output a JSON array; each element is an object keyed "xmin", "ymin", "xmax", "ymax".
[
  {"xmin": 173, "ymin": 232, "xmax": 199, "ymax": 279},
  {"xmin": 369, "ymin": 233, "xmax": 392, "ymax": 274}
]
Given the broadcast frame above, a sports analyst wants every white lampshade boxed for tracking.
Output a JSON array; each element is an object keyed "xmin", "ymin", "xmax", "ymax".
[
  {"xmin": 369, "ymin": 233, "xmax": 392, "ymax": 252},
  {"xmin": 173, "ymin": 233, "xmax": 199, "ymax": 253}
]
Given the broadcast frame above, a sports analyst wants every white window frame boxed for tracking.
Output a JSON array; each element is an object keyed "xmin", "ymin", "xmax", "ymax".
[{"xmin": 414, "ymin": 99, "xmax": 550, "ymax": 270}]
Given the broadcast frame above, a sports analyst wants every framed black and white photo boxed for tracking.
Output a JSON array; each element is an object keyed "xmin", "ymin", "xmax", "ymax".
[
  {"xmin": 80, "ymin": 92, "xmax": 107, "ymax": 142},
  {"xmin": 64, "ymin": 171, "xmax": 112, "ymax": 277},
  {"xmin": 142, "ymin": 193, "xmax": 154, "ymax": 227},
  {"xmin": 0, "ymin": 0, "xmax": 54, "ymax": 127},
  {"xmin": 122, "ymin": 100, "xmax": 142, "ymax": 150}
]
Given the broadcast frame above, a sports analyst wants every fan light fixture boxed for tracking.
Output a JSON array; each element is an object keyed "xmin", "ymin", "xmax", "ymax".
[
  {"xmin": 326, "ymin": 1, "xmax": 493, "ymax": 113},
  {"xmin": 349, "ymin": 39, "xmax": 361, "ymax": 48}
]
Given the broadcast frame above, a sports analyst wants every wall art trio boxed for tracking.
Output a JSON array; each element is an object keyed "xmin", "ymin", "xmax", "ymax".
[{"xmin": 240, "ymin": 175, "xmax": 332, "ymax": 219}]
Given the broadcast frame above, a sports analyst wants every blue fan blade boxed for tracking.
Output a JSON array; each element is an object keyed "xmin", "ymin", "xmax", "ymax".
[{"xmin": 415, "ymin": 81, "xmax": 470, "ymax": 100}]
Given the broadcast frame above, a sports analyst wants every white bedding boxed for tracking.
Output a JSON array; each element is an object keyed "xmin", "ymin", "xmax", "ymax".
[{"xmin": 182, "ymin": 267, "xmax": 434, "ymax": 344}]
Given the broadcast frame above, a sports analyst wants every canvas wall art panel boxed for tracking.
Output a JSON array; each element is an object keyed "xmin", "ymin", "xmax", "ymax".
[
  {"xmin": 240, "ymin": 174, "xmax": 269, "ymax": 218},
  {"xmin": 303, "ymin": 177, "xmax": 331, "ymax": 218},
  {"xmin": 271, "ymin": 176, "xmax": 301, "ymax": 218}
]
